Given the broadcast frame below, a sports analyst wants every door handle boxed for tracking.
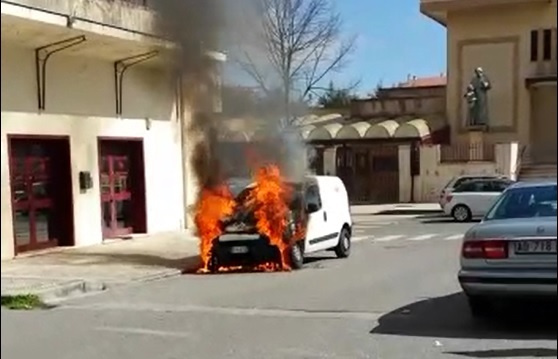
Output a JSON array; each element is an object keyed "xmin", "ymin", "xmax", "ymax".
[{"xmin": 323, "ymin": 211, "xmax": 327, "ymax": 222}]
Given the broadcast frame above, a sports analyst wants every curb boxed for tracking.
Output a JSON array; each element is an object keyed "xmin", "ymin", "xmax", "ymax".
[{"xmin": 1, "ymin": 255, "xmax": 201, "ymax": 305}]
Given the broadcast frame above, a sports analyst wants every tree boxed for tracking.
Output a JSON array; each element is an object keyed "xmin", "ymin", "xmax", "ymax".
[
  {"xmin": 235, "ymin": 0, "xmax": 356, "ymax": 123},
  {"xmin": 317, "ymin": 81, "xmax": 358, "ymax": 108}
]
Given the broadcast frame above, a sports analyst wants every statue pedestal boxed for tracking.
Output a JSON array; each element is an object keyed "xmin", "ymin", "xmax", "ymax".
[{"xmin": 468, "ymin": 130, "xmax": 484, "ymax": 161}]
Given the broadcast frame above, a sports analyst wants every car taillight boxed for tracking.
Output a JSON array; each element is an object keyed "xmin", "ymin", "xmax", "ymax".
[
  {"xmin": 462, "ymin": 240, "xmax": 508, "ymax": 259},
  {"xmin": 445, "ymin": 194, "xmax": 453, "ymax": 202}
]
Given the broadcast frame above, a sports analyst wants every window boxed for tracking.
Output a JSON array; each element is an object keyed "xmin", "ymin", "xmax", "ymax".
[
  {"xmin": 489, "ymin": 180, "xmax": 514, "ymax": 192},
  {"xmin": 454, "ymin": 180, "xmax": 491, "ymax": 193},
  {"xmin": 486, "ymin": 185, "xmax": 557, "ymax": 220},
  {"xmin": 530, "ymin": 28, "xmax": 555, "ymax": 62},
  {"xmin": 530, "ymin": 30, "xmax": 539, "ymax": 62},
  {"xmin": 452, "ymin": 176, "xmax": 497, "ymax": 190},
  {"xmin": 543, "ymin": 28, "xmax": 552, "ymax": 61},
  {"xmin": 305, "ymin": 185, "xmax": 322, "ymax": 210}
]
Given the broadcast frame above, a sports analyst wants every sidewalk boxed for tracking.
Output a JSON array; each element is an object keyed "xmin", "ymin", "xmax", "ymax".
[
  {"xmin": 350, "ymin": 203, "xmax": 442, "ymax": 216},
  {"xmin": 1, "ymin": 231, "xmax": 200, "ymax": 302},
  {"xmin": 1, "ymin": 204, "xmax": 440, "ymax": 303}
]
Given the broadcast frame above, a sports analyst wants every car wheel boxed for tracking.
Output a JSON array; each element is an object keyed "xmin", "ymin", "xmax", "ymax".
[
  {"xmin": 334, "ymin": 228, "xmax": 351, "ymax": 258},
  {"xmin": 290, "ymin": 242, "xmax": 304, "ymax": 270},
  {"xmin": 467, "ymin": 295, "xmax": 493, "ymax": 318},
  {"xmin": 208, "ymin": 254, "xmax": 219, "ymax": 273},
  {"xmin": 452, "ymin": 205, "xmax": 472, "ymax": 222}
]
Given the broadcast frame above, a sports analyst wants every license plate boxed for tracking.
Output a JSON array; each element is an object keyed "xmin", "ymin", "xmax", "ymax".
[
  {"xmin": 230, "ymin": 246, "xmax": 249, "ymax": 254},
  {"xmin": 513, "ymin": 240, "xmax": 557, "ymax": 254}
]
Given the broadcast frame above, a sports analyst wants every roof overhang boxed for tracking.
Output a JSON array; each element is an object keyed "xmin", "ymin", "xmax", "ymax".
[
  {"xmin": 525, "ymin": 75, "xmax": 557, "ymax": 88},
  {"xmin": 420, "ymin": 0, "xmax": 551, "ymax": 26}
]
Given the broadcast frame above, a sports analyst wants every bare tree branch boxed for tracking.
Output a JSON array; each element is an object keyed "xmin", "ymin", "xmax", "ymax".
[{"xmin": 234, "ymin": 0, "xmax": 356, "ymax": 123}]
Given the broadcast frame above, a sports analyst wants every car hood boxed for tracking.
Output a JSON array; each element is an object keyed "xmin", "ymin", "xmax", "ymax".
[{"xmin": 466, "ymin": 217, "xmax": 557, "ymax": 239}]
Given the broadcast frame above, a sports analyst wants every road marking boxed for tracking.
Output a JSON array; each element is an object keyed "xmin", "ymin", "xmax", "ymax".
[
  {"xmin": 95, "ymin": 326, "xmax": 193, "ymax": 338},
  {"xmin": 69, "ymin": 303, "xmax": 382, "ymax": 321},
  {"xmin": 444, "ymin": 234, "xmax": 463, "ymax": 241},
  {"xmin": 352, "ymin": 236, "xmax": 370, "ymax": 242},
  {"xmin": 408, "ymin": 234, "xmax": 437, "ymax": 241},
  {"xmin": 374, "ymin": 235, "xmax": 404, "ymax": 242}
]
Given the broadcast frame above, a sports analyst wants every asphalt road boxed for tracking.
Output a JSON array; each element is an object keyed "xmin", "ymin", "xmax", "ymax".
[{"xmin": 2, "ymin": 215, "xmax": 556, "ymax": 359}]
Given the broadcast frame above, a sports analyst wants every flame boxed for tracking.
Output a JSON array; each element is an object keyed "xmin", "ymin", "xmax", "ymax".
[
  {"xmin": 247, "ymin": 165, "xmax": 293, "ymax": 271},
  {"xmin": 194, "ymin": 185, "xmax": 236, "ymax": 271}
]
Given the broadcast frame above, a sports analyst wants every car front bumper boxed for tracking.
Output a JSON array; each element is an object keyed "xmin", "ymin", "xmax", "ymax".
[{"xmin": 458, "ymin": 269, "xmax": 557, "ymax": 297}]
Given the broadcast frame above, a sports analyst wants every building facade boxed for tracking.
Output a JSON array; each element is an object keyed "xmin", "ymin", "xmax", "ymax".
[
  {"xmin": 301, "ymin": 76, "xmax": 449, "ymax": 203},
  {"xmin": 421, "ymin": 0, "xmax": 557, "ymax": 172},
  {"xmin": 1, "ymin": 0, "xmax": 223, "ymax": 259}
]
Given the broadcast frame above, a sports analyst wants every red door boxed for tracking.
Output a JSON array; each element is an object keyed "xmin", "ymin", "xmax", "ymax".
[
  {"xmin": 10, "ymin": 144, "xmax": 57, "ymax": 252},
  {"xmin": 100, "ymin": 154, "xmax": 133, "ymax": 238}
]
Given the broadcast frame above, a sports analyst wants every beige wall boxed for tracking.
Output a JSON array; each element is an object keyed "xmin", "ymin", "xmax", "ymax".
[
  {"xmin": 446, "ymin": 1, "xmax": 557, "ymax": 144},
  {"xmin": 410, "ymin": 142, "xmax": 519, "ymax": 202},
  {"xmin": 352, "ymin": 96, "xmax": 445, "ymax": 119},
  {"xmin": 1, "ymin": 42, "xmax": 185, "ymax": 259},
  {"xmin": 530, "ymin": 85, "xmax": 558, "ymax": 163},
  {"xmin": 2, "ymin": 43, "xmax": 175, "ymax": 119},
  {"xmin": 12, "ymin": 0, "xmax": 156, "ymax": 35}
]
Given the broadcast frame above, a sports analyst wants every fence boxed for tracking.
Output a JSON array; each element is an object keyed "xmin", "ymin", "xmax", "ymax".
[{"xmin": 440, "ymin": 142, "xmax": 495, "ymax": 163}]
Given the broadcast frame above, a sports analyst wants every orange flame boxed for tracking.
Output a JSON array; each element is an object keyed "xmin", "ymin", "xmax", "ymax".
[
  {"xmin": 194, "ymin": 185, "xmax": 236, "ymax": 271},
  {"xmin": 247, "ymin": 165, "xmax": 293, "ymax": 271}
]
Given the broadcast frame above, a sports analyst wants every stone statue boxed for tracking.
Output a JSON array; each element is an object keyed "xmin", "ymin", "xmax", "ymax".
[{"xmin": 464, "ymin": 67, "xmax": 491, "ymax": 127}]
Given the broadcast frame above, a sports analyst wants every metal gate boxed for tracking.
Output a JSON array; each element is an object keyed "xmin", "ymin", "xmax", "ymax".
[{"xmin": 336, "ymin": 144, "xmax": 399, "ymax": 204}]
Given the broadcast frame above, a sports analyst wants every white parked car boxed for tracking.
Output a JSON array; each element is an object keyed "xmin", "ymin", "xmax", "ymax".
[
  {"xmin": 443, "ymin": 178, "xmax": 515, "ymax": 222},
  {"xmin": 439, "ymin": 175, "xmax": 507, "ymax": 210}
]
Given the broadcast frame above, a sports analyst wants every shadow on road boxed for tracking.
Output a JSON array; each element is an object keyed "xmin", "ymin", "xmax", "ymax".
[
  {"xmin": 446, "ymin": 348, "xmax": 557, "ymax": 358},
  {"xmin": 370, "ymin": 292, "xmax": 557, "ymax": 340}
]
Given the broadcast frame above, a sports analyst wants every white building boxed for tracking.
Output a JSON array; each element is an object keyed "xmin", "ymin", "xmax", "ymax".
[{"xmin": 1, "ymin": 0, "xmax": 223, "ymax": 259}]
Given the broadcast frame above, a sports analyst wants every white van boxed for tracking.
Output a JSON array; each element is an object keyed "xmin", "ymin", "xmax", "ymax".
[{"xmin": 210, "ymin": 175, "xmax": 353, "ymax": 271}]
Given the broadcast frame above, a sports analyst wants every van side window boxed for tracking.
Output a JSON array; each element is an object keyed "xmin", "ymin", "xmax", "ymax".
[{"xmin": 305, "ymin": 185, "xmax": 322, "ymax": 210}]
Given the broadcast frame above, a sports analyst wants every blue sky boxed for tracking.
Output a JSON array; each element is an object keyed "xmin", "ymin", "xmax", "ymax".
[{"xmin": 328, "ymin": 0, "xmax": 447, "ymax": 95}]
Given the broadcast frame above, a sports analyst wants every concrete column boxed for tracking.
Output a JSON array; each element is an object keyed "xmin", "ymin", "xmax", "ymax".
[
  {"xmin": 398, "ymin": 144, "xmax": 412, "ymax": 203},
  {"xmin": 323, "ymin": 146, "xmax": 337, "ymax": 175},
  {"xmin": 495, "ymin": 142, "xmax": 519, "ymax": 180}
]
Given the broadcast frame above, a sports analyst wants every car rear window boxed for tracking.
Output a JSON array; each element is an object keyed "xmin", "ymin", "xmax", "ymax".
[
  {"xmin": 453, "ymin": 180, "xmax": 491, "ymax": 192},
  {"xmin": 451, "ymin": 176, "xmax": 499, "ymax": 189},
  {"xmin": 485, "ymin": 185, "xmax": 557, "ymax": 220}
]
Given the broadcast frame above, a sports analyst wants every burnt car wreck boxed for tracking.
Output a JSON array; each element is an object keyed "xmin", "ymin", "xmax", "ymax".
[
  {"xmin": 206, "ymin": 175, "xmax": 353, "ymax": 273},
  {"xmin": 207, "ymin": 182, "xmax": 307, "ymax": 272}
]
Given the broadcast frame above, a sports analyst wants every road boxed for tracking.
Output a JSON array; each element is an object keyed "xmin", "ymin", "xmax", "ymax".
[{"xmin": 2, "ymin": 214, "xmax": 556, "ymax": 359}]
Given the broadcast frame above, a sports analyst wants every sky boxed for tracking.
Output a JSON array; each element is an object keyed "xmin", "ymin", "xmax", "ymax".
[{"xmin": 327, "ymin": 0, "xmax": 447, "ymax": 95}]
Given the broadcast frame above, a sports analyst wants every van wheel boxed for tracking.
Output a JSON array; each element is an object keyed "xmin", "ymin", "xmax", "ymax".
[
  {"xmin": 290, "ymin": 242, "xmax": 304, "ymax": 270},
  {"xmin": 452, "ymin": 205, "xmax": 472, "ymax": 222},
  {"xmin": 334, "ymin": 228, "xmax": 351, "ymax": 258}
]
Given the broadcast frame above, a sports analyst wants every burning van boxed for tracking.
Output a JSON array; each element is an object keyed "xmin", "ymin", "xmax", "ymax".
[{"xmin": 205, "ymin": 174, "xmax": 353, "ymax": 272}]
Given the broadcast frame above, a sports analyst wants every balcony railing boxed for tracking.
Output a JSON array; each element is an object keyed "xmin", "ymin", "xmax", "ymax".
[{"xmin": 440, "ymin": 142, "xmax": 495, "ymax": 163}]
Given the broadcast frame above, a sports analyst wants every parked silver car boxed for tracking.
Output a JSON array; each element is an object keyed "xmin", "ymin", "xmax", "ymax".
[{"xmin": 458, "ymin": 180, "xmax": 557, "ymax": 317}]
